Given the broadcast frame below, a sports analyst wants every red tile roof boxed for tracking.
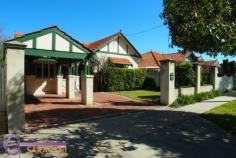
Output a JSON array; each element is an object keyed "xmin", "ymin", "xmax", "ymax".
[
  {"xmin": 201, "ymin": 60, "xmax": 217, "ymax": 67},
  {"xmin": 81, "ymin": 33, "xmax": 119, "ymax": 51},
  {"xmin": 138, "ymin": 51, "xmax": 193, "ymax": 68},
  {"xmin": 109, "ymin": 57, "xmax": 132, "ymax": 65}
]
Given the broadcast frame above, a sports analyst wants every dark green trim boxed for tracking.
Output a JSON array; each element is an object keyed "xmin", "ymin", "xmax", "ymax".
[
  {"xmin": 33, "ymin": 38, "xmax": 36, "ymax": 49},
  {"xmin": 93, "ymin": 33, "xmax": 141, "ymax": 58},
  {"xmin": 98, "ymin": 51, "xmax": 137, "ymax": 57},
  {"xmin": 25, "ymin": 48, "xmax": 87, "ymax": 60},
  {"xmin": 69, "ymin": 43, "xmax": 72, "ymax": 52},
  {"xmin": 12, "ymin": 27, "xmax": 91, "ymax": 54},
  {"xmin": 52, "ymin": 33, "xmax": 56, "ymax": 50}
]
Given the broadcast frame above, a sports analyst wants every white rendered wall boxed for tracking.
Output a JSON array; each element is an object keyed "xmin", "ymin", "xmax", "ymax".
[
  {"xmin": 36, "ymin": 33, "xmax": 52, "ymax": 50},
  {"xmin": 108, "ymin": 40, "xmax": 118, "ymax": 53},
  {"xmin": 72, "ymin": 45, "xmax": 85, "ymax": 53},
  {"xmin": 55, "ymin": 34, "xmax": 70, "ymax": 51},
  {"xmin": 23, "ymin": 40, "xmax": 33, "ymax": 48}
]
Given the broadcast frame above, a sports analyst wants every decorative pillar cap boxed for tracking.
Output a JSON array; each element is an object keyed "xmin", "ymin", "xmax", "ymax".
[{"xmin": 4, "ymin": 41, "xmax": 27, "ymax": 49}]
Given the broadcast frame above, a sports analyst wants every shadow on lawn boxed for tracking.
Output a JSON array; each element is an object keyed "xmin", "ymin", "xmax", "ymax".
[
  {"xmin": 25, "ymin": 108, "xmax": 236, "ymax": 158},
  {"xmin": 202, "ymin": 113, "xmax": 236, "ymax": 135}
]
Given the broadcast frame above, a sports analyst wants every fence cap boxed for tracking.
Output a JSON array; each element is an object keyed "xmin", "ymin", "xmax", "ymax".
[{"xmin": 159, "ymin": 59, "xmax": 176, "ymax": 63}]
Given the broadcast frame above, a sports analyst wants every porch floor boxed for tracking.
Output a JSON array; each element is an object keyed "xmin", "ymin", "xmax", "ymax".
[{"xmin": 25, "ymin": 93, "xmax": 159, "ymax": 132}]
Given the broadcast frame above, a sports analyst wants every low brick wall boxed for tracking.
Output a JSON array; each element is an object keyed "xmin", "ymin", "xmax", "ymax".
[
  {"xmin": 200, "ymin": 85, "xmax": 213, "ymax": 93},
  {"xmin": 180, "ymin": 87, "xmax": 195, "ymax": 95},
  {"xmin": 0, "ymin": 111, "xmax": 7, "ymax": 134}
]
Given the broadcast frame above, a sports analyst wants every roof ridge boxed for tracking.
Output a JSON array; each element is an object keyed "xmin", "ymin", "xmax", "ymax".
[
  {"xmin": 150, "ymin": 51, "xmax": 161, "ymax": 66},
  {"xmin": 7, "ymin": 25, "xmax": 58, "ymax": 42}
]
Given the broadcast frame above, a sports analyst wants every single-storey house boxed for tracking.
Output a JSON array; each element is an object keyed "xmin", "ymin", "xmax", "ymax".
[
  {"xmin": 80, "ymin": 32, "xmax": 142, "ymax": 90},
  {"xmin": 6, "ymin": 25, "xmax": 94, "ymax": 96},
  {"xmin": 138, "ymin": 50, "xmax": 220, "ymax": 88},
  {"xmin": 81, "ymin": 32, "xmax": 142, "ymax": 70},
  {"xmin": 5, "ymin": 25, "xmax": 142, "ymax": 95}
]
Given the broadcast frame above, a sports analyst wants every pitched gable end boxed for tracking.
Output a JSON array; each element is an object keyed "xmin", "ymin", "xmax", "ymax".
[{"xmin": 7, "ymin": 26, "xmax": 90, "ymax": 53}]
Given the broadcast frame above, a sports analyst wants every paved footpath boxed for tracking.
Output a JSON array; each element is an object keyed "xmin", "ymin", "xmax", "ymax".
[
  {"xmin": 176, "ymin": 95, "xmax": 236, "ymax": 114},
  {"xmin": 1, "ymin": 95, "xmax": 236, "ymax": 158}
]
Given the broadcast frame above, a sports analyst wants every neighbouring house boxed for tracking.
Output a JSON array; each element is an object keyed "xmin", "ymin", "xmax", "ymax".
[
  {"xmin": 81, "ymin": 32, "xmax": 142, "ymax": 90},
  {"xmin": 138, "ymin": 50, "xmax": 220, "ymax": 88},
  {"xmin": 81, "ymin": 32, "xmax": 142, "ymax": 69},
  {"xmin": 6, "ymin": 25, "xmax": 92, "ymax": 96}
]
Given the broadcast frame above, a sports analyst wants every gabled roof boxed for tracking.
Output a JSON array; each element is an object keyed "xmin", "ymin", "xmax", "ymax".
[
  {"xmin": 81, "ymin": 32, "xmax": 142, "ymax": 57},
  {"xmin": 81, "ymin": 32, "xmax": 119, "ymax": 51},
  {"xmin": 7, "ymin": 25, "xmax": 92, "ymax": 53},
  {"xmin": 138, "ymin": 50, "xmax": 194, "ymax": 68}
]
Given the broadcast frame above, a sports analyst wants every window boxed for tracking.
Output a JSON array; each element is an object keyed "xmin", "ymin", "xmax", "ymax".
[{"xmin": 35, "ymin": 63, "xmax": 56, "ymax": 78}]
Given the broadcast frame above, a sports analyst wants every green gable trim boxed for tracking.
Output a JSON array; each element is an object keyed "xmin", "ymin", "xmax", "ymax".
[
  {"xmin": 52, "ymin": 33, "xmax": 56, "ymax": 50},
  {"xmin": 12, "ymin": 27, "xmax": 91, "ymax": 54},
  {"xmin": 25, "ymin": 49, "xmax": 87, "ymax": 60}
]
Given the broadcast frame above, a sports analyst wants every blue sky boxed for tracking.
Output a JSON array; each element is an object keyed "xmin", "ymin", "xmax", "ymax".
[{"xmin": 0, "ymin": 0, "xmax": 234, "ymax": 63}]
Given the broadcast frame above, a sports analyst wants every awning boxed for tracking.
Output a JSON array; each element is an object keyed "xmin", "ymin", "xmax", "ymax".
[
  {"xmin": 25, "ymin": 48, "xmax": 88, "ymax": 60},
  {"xmin": 109, "ymin": 57, "xmax": 132, "ymax": 65}
]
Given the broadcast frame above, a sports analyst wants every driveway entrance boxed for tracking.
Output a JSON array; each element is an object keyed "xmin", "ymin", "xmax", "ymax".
[{"xmin": 25, "ymin": 93, "xmax": 159, "ymax": 132}]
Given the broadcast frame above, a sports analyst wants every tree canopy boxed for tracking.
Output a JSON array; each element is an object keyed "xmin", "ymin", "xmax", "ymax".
[{"xmin": 162, "ymin": 0, "xmax": 236, "ymax": 56}]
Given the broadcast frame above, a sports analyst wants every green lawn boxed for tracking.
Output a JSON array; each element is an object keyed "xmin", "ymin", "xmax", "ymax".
[
  {"xmin": 202, "ymin": 100, "xmax": 236, "ymax": 135},
  {"xmin": 112, "ymin": 90, "xmax": 160, "ymax": 103}
]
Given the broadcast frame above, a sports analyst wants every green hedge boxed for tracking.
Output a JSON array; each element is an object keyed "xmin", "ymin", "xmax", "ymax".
[
  {"xmin": 104, "ymin": 68, "xmax": 146, "ymax": 91},
  {"xmin": 142, "ymin": 77, "xmax": 157, "ymax": 90},
  {"xmin": 172, "ymin": 90, "xmax": 222, "ymax": 107},
  {"xmin": 175, "ymin": 63, "xmax": 196, "ymax": 88}
]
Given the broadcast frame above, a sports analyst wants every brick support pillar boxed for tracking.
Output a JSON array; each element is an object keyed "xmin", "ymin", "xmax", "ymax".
[
  {"xmin": 5, "ymin": 41, "xmax": 26, "ymax": 133},
  {"xmin": 160, "ymin": 59, "xmax": 175, "ymax": 105},
  {"xmin": 81, "ymin": 75, "xmax": 94, "ymax": 105},
  {"xmin": 195, "ymin": 63, "xmax": 201, "ymax": 94},
  {"xmin": 66, "ymin": 75, "xmax": 75, "ymax": 99},
  {"xmin": 56, "ymin": 75, "xmax": 63, "ymax": 95}
]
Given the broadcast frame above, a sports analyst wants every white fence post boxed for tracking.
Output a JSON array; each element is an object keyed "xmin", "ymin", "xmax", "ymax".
[
  {"xmin": 160, "ymin": 59, "xmax": 176, "ymax": 105},
  {"xmin": 5, "ymin": 41, "xmax": 26, "ymax": 133}
]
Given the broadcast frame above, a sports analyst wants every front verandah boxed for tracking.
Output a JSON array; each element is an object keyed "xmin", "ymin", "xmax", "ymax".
[{"xmin": 25, "ymin": 56, "xmax": 82, "ymax": 97}]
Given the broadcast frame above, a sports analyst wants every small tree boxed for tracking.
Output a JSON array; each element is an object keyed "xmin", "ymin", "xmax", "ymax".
[{"xmin": 162, "ymin": 0, "xmax": 236, "ymax": 56}]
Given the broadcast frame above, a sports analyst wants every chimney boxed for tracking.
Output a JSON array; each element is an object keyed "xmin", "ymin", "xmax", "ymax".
[{"xmin": 14, "ymin": 32, "xmax": 24, "ymax": 38}]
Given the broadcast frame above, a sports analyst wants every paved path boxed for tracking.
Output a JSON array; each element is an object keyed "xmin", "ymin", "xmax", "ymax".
[
  {"xmin": 176, "ymin": 95, "xmax": 236, "ymax": 114},
  {"xmin": 1, "ymin": 109, "xmax": 236, "ymax": 157},
  {"xmin": 1, "ymin": 95, "xmax": 236, "ymax": 157}
]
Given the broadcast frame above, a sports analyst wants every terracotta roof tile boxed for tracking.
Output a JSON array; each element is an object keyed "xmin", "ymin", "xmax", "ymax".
[
  {"xmin": 139, "ymin": 50, "xmax": 193, "ymax": 68},
  {"xmin": 81, "ymin": 33, "xmax": 119, "ymax": 51},
  {"xmin": 201, "ymin": 60, "xmax": 217, "ymax": 66},
  {"xmin": 109, "ymin": 57, "xmax": 132, "ymax": 65}
]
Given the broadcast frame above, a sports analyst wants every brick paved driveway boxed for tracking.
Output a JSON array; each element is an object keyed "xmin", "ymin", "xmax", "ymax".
[{"xmin": 25, "ymin": 93, "xmax": 159, "ymax": 132}]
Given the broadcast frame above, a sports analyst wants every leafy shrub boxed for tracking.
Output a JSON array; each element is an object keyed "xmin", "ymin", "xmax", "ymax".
[
  {"xmin": 142, "ymin": 77, "xmax": 157, "ymax": 90},
  {"xmin": 104, "ymin": 68, "xmax": 146, "ymax": 91},
  {"xmin": 172, "ymin": 90, "xmax": 222, "ymax": 107},
  {"xmin": 175, "ymin": 63, "xmax": 196, "ymax": 88}
]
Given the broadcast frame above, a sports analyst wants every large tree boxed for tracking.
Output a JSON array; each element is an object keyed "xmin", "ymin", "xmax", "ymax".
[{"xmin": 162, "ymin": 0, "xmax": 236, "ymax": 56}]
